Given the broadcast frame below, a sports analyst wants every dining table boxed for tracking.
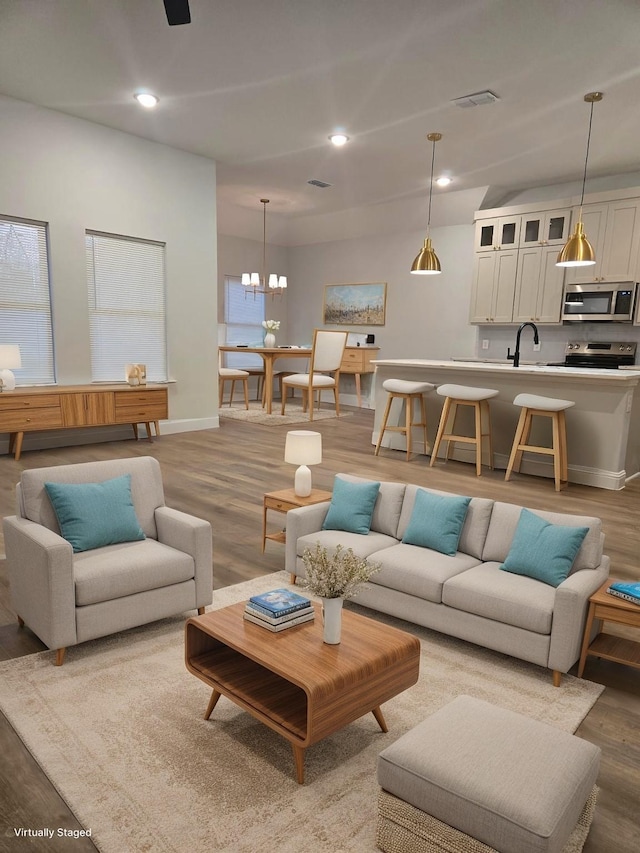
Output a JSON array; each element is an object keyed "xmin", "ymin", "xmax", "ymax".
[{"xmin": 218, "ymin": 345, "xmax": 312, "ymax": 414}]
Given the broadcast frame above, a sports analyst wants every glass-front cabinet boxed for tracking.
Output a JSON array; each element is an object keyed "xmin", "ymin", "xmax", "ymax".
[
  {"xmin": 520, "ymin": 209, "xmax": 572, "ymax": 247},
  {"xmin": 474, "ymin": 216, "xmax": 521, "ymax": 252}
]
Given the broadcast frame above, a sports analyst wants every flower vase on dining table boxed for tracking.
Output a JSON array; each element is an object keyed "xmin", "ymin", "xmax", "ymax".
[{"xmin": 264, "ymin": 332, "xmax": 276, "ymax": 348}]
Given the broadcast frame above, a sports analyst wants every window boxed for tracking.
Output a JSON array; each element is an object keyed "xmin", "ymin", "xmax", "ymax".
[
  {"xmin": 223, "ymin": 275, "xmax": 265, "ymax": 368},
  {"xmin": 0, "ymin": 216, "xmax": 55, "ymax": 385},
  {"xmin": 86, "ymin": 231, "xmax": 167, "ymax": 382}
]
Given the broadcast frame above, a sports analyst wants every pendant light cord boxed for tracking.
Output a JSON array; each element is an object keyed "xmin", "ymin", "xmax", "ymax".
[
  {"xmin": 262, "ymin": 201, "xmax": 267, "ymax": 287},
  {"xmin": 426, "ymin": 138, "xmax": 436, "ymax": 235},
  {"xmin": 579, "ymin": 100, "xmax": 595, "ymax": 211}
]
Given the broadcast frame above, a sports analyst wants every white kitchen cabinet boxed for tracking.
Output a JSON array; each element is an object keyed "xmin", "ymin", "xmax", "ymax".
[
  {"xmin": 474, "ymin": 216, "xmax": 521, "ymax": 252},
  {"xmin": 520, "ymin": 209, "xmax": 572, "ymax": 248},
  {"xmin": 566, "ymin": 200, "xmax": 640, "ymax": 284},
  {"xmin": 513, "ymin": 245, "xmax": 565, "ymax": 324},
  {"xmin": 469, "ymin": 250, "xmax": 518, "ymax": 323}
]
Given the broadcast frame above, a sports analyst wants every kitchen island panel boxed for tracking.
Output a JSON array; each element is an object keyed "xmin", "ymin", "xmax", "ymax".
[{"xmin": 371, "ymin": 360, "xmax": 640, "ymax": 490}]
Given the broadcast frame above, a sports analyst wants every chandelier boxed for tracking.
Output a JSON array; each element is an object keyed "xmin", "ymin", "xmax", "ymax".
[{"xmin": 242, "ymin": 199, "xmax": 287, "ymax": 297}]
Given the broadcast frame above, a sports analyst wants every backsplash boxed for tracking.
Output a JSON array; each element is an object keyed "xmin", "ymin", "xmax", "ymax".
[{"xmin": 474, "ymin": 324, "xmax": 640, "ymax": 365}]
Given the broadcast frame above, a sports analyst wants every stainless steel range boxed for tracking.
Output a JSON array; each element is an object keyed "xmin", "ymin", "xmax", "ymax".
[{"xmin": 551, "ymin": 341, "xmax": 637, "ymax": 369}]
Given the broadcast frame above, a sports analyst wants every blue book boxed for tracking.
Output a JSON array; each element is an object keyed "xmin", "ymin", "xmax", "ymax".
[
  {"xmin": 248, "ymin": 588, "xmax": 311, "ymax": 616},
  {"xmin": 607, "ymin": 581, "xmax": 640, "ymax": 604}
]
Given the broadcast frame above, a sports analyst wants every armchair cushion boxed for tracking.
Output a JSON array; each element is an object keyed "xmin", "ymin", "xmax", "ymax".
[
  {"xmin": 73, "ymin": 539, "xmax": 195, "ymax": 606},
  {"xmin": 44, "ymin": 475, "xmax": 145, "ymax": 553}
]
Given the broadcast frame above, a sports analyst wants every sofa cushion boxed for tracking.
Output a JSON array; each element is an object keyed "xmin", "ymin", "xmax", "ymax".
[
  {"xmin": 482, "ymin": 502, "xmax": 602, "ymax": 571},
  {"xmin": 401, "ymin": 489, "xmax": 471, "ymax": 556},
  {"xmin": 74, "ymin": 539, "xmax": 195, "ymax": 606},
  {"xmin": 45, "ymin": 475, "xmax": 145, "ymax": 553},
  {"xmin": 442, "ymin": 562, "xmax": 556, "ymax": 634},
  {"xmin": 501, "ymin": 509, "xmax": 589, "ymax": 588},
  {"xmin": 322, "ymin": 476, "xmax": 380, "ymax": 534},
  {"xmin": 372, "ymin": 543, "xmax": 481, "ymax": 603},
  {"xmin": 397, "ymin": 485, "xmax": 494, "ymax": 560},
  {"xmin": 336, "ymin": 474, "xmax": 406, "ymax": 538},
  {"xmin": 297, "ymin": 529, "xmax": 398, "ymax": 562}
]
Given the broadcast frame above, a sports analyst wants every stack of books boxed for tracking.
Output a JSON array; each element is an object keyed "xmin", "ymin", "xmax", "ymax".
[
  {"xmin": 244, "ymin": 588, "xmax": 315, "ymax": 632},
  {"xmin": 607, "ymin": 581, "xmax": 640, "ymax": 605}
]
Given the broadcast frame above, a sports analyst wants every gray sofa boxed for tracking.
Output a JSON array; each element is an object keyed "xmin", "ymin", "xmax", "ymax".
[
  {"xmin": 3, "ymin": 456, "xmax": 213, "ymax": 664},
  {"xmin": 285, "ymin": 474, "xmax": 609, "ymax": 685}
]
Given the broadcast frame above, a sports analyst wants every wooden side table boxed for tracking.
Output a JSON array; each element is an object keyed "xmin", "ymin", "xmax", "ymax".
[
  {"xmin": 578, "ymin": 579, "xmax": 640, "ymax": 677},
  {"xmin": 262, "ymin": 488, "xmax": 332, "ymax": 578}
]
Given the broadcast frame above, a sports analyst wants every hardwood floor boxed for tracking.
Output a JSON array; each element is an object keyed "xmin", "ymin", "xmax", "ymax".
[{"xmin": 0, "ymin": 410, "xmax": 638, "ymax": 851}]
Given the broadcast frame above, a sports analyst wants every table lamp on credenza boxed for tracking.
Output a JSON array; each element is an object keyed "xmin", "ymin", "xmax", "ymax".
[
  {"xmin": 0, "ymin": 345, "xmax": 21, "ymax": 391},
  {"xmin": 284, "ymin": 430, "xmax": 322, "ymax": 497}
]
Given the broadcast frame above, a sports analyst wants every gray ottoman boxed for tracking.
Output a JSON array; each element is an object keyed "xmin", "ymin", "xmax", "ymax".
[{"xmin": 377, "ymin": 696, "xmax": 600, "ymax": 853}]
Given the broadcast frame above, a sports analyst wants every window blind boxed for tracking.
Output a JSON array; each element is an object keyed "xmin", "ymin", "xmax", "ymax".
[
  {"xmin": 0, "ymin": 216, "xmax": 55, "ymax": 385},
  {"xmin": 86, "ymin": 231, "xmax": 167, "ymax": 382},
  {"xmin": 223, "ymin": 275, "xmax": 265, "ymax": 368}
]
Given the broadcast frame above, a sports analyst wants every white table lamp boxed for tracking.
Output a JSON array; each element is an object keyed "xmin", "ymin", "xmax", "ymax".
[
  {"xmin": 284, "ymin": 430, "xmax": 322, "ymax": 497},
  {"xmin": 0, "ymin": 345, "xmax": 21, "ymax": 391}
]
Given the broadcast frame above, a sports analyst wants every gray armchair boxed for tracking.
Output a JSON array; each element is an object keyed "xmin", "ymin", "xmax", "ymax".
[{"xmin": 3, "ymin": 456, "xmax": 213, "ymax": 665}]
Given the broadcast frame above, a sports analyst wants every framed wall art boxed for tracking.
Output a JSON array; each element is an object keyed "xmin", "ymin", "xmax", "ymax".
[{"xmin": 322, "ymin": 282, "xmax": 387, "ymax": 326}]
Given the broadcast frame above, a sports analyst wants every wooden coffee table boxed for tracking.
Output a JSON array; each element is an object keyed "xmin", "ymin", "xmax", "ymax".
[{"xmin": 185, "ymin": 602, "xmax": 420, "ymax": 783}]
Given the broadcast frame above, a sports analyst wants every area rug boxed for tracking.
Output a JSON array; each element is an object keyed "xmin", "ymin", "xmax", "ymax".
[
  {"xmin": 219, "ymin": 400, "xmax": 352, "ymax": 425},
  {"xmin": 0, "ymin": 572, "xmax": 604, "ymax": 853}
]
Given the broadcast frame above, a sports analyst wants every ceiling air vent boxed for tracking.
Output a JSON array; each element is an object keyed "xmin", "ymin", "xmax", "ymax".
[
  {"xmin": 308, "ymin": 179, "xmax": 332, "ymax": 188},
  {"xmin": 452, "ymin": 90, "xmax": 500, "ymax": 109}
]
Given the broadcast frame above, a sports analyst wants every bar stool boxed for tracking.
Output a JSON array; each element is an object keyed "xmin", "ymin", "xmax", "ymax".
[
  {"xmin": 430, "ymin": 384, "xmax": 499, "ymax": 476},
  {"xmin": 505, "ymin": 393, "xmax": 574, "ymax": 491},
  {"xmin": 375, "ymin": 379, "xmax": 435, "ymax": 461}
]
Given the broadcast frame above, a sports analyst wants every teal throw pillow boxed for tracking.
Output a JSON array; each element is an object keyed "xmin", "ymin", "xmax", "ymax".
[
  {"xmin": 44, "ymin": 474, "xmax": 145, "ymax": 553},
  {"xmin": 500, "ymin": 508, "xmax": 589, "ymax": 588},
  {"xmin": 322, "ymin": 476, "xmax": 381, "ymax": 535},
  {"xmin": 401, "ymin": 489, "xmax": 471, "ymax": 556}
]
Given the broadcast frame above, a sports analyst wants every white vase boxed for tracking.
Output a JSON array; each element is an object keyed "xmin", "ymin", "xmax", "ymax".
[
  {"xmin": 264, "ymin": 332, "xmax": 276, "ymax": 348},
  {"xmin": 321, "ymin": 597, "xmax": 343, "ymax": 644}
]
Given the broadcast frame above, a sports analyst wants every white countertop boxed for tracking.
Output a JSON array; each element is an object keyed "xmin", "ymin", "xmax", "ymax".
[{"xmin": 371, "ymin": 358, "xmax": 640, "ymax": 381}]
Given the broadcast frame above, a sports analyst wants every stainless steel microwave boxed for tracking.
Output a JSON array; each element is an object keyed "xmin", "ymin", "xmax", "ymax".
[{"xmin": 562, "ymin": 282, "xmax": 637, "ymax": 323}]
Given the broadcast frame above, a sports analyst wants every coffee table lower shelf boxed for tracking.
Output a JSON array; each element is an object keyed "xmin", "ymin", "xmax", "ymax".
[
  {"xmin": 185, "ymin": 603, "xmax": 420, "ymax": 783},
  {"xmin": 189, "ymin": 647, "xmax": 308, "ymax": 739}
]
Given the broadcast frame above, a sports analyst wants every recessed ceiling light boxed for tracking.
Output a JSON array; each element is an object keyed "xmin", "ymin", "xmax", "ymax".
[
  {"xmin": 329, "ymin": 133, "xmax": 349, "ymax": 147},
  {"xmin": 134, "ymin": 92, "xmax": 159, "ymax": 109},
  {"xmin": 436, "ymin": 176, "xmax": 452, "ymax": 187}
]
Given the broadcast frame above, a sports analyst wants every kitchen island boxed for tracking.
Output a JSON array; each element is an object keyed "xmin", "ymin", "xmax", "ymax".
[{"xmin": 372, "ymin": 359, "xmax": 640, "ymax": 490}]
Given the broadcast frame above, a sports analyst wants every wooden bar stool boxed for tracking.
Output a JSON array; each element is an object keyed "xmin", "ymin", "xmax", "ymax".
[
  {"xmin": 375, "ymin": 379, "xmax": 435, "ymax": 461},
  {"xmin": 505, "ymin": 393, "xmax": 575, "ymax": 491},
  {"xmin": 430, "ymin": 384, "xmax": 499, "ymax": 476}
]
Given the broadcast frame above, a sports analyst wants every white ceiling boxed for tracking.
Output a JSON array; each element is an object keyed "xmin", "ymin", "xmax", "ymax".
[{"xmin": 1, "ymin": 0, "xmax": 639, "ymax": 221}]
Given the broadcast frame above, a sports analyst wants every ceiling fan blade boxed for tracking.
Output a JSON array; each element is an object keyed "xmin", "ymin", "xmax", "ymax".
[{"xmin": 163, "ymin": 0, "xmax": 191, "ymax": 26}]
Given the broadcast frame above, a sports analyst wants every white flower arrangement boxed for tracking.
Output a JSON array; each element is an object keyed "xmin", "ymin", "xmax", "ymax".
[
  {"xmin": 262, "ymin": 319, "xmax": 280, "ymax": 331},
  {"xmin": 300, "ymin": 543, "xmax": 381, "ymax": 600}
]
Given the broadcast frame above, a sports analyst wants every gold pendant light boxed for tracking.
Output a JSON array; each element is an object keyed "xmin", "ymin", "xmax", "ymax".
[
  {"xmin": 411, "ymin": 132, "xmax": 442, "ymax": 275},
  {"xmin": 557, "ymin": 92, "xmax": 603, "ymax": 268}
]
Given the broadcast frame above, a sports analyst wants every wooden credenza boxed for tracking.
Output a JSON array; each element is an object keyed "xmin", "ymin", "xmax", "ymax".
[
  {"xmin": 0, "ymin": 384, "xmax": 168, "ymax": 460},
  {"xmin": 340, "ymin": 346, "xmax": 379, "ymax": 407}
]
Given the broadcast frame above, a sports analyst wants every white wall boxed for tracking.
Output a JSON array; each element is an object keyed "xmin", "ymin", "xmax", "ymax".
[
  {"xmin": 0, "ymin": 95, "xmax": 218, "ymax": 434},
  {"xmin": 284, "ymin": 224, "xmax": 476, "ymax": 402}
]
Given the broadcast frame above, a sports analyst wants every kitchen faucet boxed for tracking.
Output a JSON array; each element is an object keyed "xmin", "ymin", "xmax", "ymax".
[{"xmin": 507, "ymin": 322, "xmax": 539, "ymax": 368}]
